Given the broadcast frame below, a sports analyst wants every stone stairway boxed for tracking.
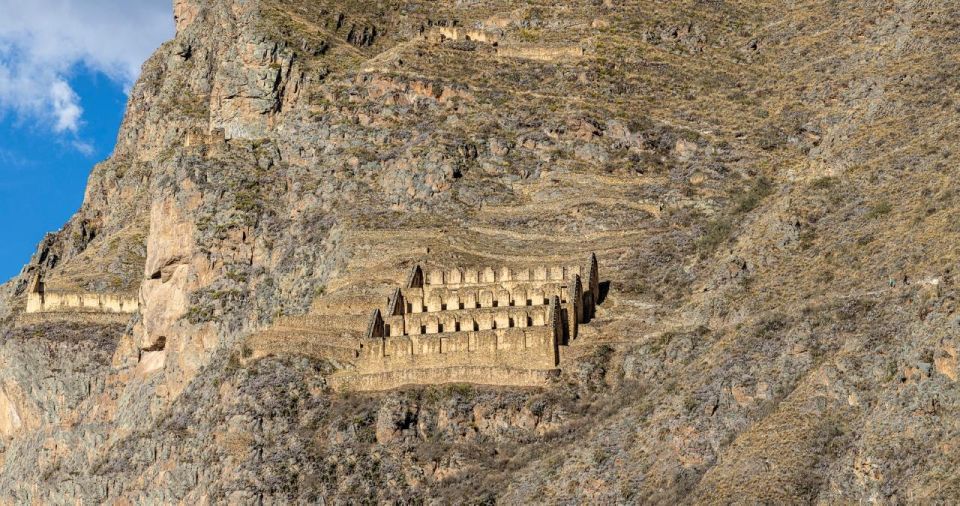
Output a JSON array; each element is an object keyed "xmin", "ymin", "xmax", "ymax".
[{"xmin": 243, "ymin": 289, "xmax": 389, "ymax": 364}]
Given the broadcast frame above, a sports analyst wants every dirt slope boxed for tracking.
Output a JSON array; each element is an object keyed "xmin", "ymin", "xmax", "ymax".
[{"xmin": 0, "ymin": 0, "xmax": 958, "ymax": 503}]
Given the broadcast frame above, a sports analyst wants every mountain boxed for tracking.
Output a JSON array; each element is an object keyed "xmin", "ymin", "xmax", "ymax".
[{"xmin": 1, "ymin": 0, "xmax": 958, "ymax": 502}]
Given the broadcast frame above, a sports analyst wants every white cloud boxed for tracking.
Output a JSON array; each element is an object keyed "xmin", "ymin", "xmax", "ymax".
[
  {"xmin": 50, "ymin": 79, "xmax": 82, "ymax": 132},
  {"xmin": 71, "ymin": 140, "xmax": 95, "ymax": 156},
  {"xmin": 0, "ymin": 0, "xmax": 174, "ymax": 144}
]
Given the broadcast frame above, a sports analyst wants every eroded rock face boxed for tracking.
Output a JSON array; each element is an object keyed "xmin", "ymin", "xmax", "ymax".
[
  {"xmin": 2, "ymin": 0, "xmax": 960, "ymax": 503},
  {"xmin": 174, "ymin": 0, "xmax": 200, "ymax": 33},
  {"xmin": 0, "ymin": 323, "xmax": 122, "ymax": 498},
  {"xmin": 0, "ymin": 384, "xmax": 31, "ymax": 439}
]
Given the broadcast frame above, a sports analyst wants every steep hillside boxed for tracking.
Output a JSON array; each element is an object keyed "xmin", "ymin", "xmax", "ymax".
[{"xmin": 0, "ymin": 0, "xmax": 958, "ymax": 503}]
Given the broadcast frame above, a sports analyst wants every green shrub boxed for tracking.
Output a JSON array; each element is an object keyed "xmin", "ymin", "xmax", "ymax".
[
  {"xmin": 735, "ymin": 177, "xmax": 773, "ymax": 213},
  {"xmin": 697, "ymin": 177, "xmax": 774, "ymax": 257},
  {"xmin": 517, "ymin": 28, "xmax": 541, "ymax": 42},
  {"xmin": 866, "ymin": 200, "xmax": 892, "ymax": 219},
  {"xmin": 697, "ymin": 217, "xmax": 733, "ymax": 256},
  {"xmin": 810, "ymin": 176, "xmax": 839, "ymax": 189}
]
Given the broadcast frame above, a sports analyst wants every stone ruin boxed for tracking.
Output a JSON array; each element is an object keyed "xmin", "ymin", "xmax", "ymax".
[
  {"xmin": 495, "ymin": 45, "xmax": 586, "ymax": 62},
  {"xmin": 24, "ymin": 274, "xmax": 139, "ymax": 316},
  {"xmin": 329, "ymin": 254, "xmax": 601, "ymax": 391},
  {"xmin": 422, "ymin": 26, "xmax": 502, "ymax": 45}
]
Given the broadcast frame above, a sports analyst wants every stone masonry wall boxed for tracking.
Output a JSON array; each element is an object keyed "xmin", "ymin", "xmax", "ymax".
[
  {"xmin": 24, "ymin": 276, "xmax": 139, "ymax": 315},
  {"xmin": 330, "ymin": 255, "xmax": 599, "ymax": 391}
]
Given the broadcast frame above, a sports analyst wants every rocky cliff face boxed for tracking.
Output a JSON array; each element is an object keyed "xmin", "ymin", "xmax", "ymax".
[{"xmin": 1, "ymin": 0, "xmax": 959, "ymax": 503}]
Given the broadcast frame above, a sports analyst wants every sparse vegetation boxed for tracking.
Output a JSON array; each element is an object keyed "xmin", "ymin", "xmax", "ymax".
[
  {"xmin": 5, "ymin": 0, "xmax": 960, "ymax": 503},
  {"xmin": 866, "ymin": 200, "xmax": 893, "ymax": 219}
]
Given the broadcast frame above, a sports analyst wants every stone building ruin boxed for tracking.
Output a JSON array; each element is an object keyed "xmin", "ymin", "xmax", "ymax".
[
  {"xmin": 24, "ymin": 274, "xmax": 139, "ymax": 316},
  {"xmin": 330, "ymin": 254, "xmax": 602, "ymax": 391}
]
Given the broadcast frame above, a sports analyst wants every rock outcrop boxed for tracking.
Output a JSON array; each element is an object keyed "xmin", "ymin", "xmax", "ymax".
[{"xmin": 1, "ymin": 0, "xmax": 960, "ymax": 503}]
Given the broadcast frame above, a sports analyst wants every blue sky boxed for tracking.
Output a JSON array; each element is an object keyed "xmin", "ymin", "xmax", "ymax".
[{"xmin": 0, "ymin": 1, "xmax": 173, "ymax": 282}]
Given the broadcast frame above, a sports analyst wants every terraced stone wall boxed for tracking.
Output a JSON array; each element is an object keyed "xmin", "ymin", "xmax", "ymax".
[{"xmin": 331, "ymin": 254, "xmax": 599, "ymax": 391}]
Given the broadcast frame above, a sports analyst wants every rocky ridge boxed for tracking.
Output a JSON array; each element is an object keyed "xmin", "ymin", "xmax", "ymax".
[{"xmin": 0, "ymin": 0, "xmax": 959, "ymax": 503}]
